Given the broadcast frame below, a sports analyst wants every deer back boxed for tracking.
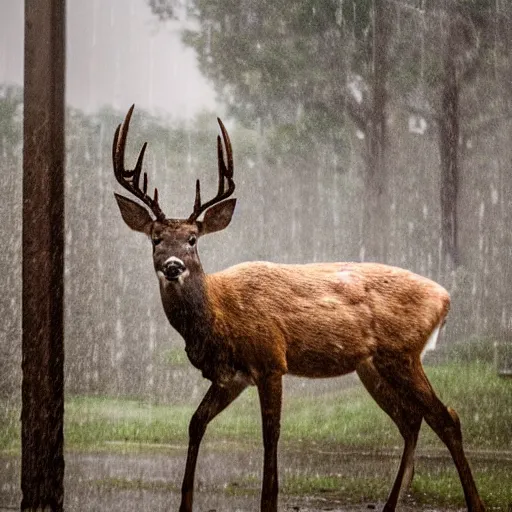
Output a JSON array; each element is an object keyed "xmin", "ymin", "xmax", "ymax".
[{"xmin": 204, "ymin": 262, "xmax": 450, "ymax": 380}]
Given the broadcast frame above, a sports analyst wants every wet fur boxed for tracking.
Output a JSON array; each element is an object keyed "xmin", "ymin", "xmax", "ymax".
[{"xmin": 204, "ymin": 261, "xmax": 450, "ymax": 381}]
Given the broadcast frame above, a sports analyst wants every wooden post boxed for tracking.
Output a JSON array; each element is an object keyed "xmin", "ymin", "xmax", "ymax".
[{"xmin": 22, "ymin": 1, "xmax": 66, "ymax": 510}]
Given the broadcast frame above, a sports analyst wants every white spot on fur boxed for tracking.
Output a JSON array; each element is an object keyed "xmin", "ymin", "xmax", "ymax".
[
  {"xmin": 157, "ymin": 256, "xmax": 189, "ymax": 286},
  {"xmin": 421, "ymin": 324, "xmax": 440, "ymax": 360},
  {"xmin": 337, "ymin": 270, "xmax": 352, "ymax": 284},
  {"xmin": 177, "ymin": 269, "xmax": 190, "ymax": 285},
  {"xmin": 157, "ymin": 269, "xmax": 190, "ymax": 285},
  {"xmin": 157, "ymin": 270, "xmax": 170, "ymax": 290},
  {"xmin": 164, "ymin": 256, "xmax": 184, "ymax": 266},
  {"xmin": 230, "ymin": 371, "xmax": 255, "ymax": 388}
]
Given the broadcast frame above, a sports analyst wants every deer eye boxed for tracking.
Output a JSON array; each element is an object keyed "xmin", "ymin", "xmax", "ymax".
[
  {"xmin": 152, "ymin": 237, "xmax": 162, "ymax": 246},
  {"xmin": 188, "ymin": 235, "xmax": 197, "ymax": 247}
]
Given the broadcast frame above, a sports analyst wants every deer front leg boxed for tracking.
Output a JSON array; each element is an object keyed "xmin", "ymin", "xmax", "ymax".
[
  {"xmin": 179, "ymin": 378, "xmax": 247, "ymax": 512},
  {"xmin": 257, "ymin": 373, "xmax": 283, "ymax": 512}
]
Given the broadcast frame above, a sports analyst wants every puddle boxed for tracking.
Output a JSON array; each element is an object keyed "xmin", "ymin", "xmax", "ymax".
[{"xmin": 0, "ymin": 445, "xmax": 508, "ymax": 511}]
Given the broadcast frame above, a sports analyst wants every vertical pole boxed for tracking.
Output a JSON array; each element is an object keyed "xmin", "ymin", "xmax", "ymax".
[{"xmin": 22, "ymin": 1, "xmax": 66, "ymax": 510}]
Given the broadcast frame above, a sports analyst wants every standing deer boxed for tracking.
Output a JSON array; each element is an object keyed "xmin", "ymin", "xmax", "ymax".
[{"xmin": 112, "ymin": 105, "xmax": 484, "ymax": 512}]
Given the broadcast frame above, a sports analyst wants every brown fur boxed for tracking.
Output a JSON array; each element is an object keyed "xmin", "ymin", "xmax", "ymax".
[{"xmin": 206, "ymin": 262, "xmax": 449, "ymax": 380}]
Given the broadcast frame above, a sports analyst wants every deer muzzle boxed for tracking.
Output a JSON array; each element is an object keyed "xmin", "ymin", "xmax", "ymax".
[{"xmin": 162, "ymin": 256, "xmax": 186, "ymax": 281}]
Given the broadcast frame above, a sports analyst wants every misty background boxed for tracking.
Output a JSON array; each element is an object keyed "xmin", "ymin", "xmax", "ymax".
[{"xmin": 1, "ymin": 0, "xmax": 512, "ymax": 401}]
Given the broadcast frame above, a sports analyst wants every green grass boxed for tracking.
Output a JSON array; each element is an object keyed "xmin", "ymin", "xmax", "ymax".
[
  {"xmin": 70, "ymin": 362, "xmax": 509, "ymax": 452},
  {"xmin": 420, "ymin": 363, "xmax": 512, "ymax": 450},
  {"xmin": 220, "ymin": 465, "xmax": 512, "ymax": 509},
  {"xmin": 411, "ymin": 465, "xmax": 512, "ymax": 510},
  {"xmin": 1, "ymin": 362, "xmax": 511, "ymax": 452},
  {"xmin": 0, "ymin": 401, "xmax": 18, "ymax": 454},
  {"xmin": 64, "ymin": 397, "xmax": 194, "ymax": 449},
  {"xmin": 281, "ymin": 361, "xmax": 512, "ymax": 451}
]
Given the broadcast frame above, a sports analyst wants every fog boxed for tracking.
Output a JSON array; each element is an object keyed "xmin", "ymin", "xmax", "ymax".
[
  {"xmin": 1, "ymin": 1, "xmax": 511, "ymax": 510},
  {"xmin": 1, "ymin": 0, "xmax": 216, "ymax": 116}
]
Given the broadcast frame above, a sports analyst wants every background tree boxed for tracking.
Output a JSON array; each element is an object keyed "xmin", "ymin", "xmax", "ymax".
[
  {"xmin": 151, "ymin": 0, "xmax": 399, "ymax": 261},
  {"xmin": 397, "ymin": 0, "xmax": 511, "ymax": 269},
  {"xmin": 150, "ymin": 0, "xmax": 511, "ymax": 270}
]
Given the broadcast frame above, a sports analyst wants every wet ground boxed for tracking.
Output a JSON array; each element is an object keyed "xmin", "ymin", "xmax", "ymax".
[{"xmin": 0, "ymin": 443, "xmax": 507, "ymax": 511}]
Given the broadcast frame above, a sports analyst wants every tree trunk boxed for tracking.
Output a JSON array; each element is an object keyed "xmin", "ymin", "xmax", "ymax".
[
  {"xmin": 439, "ymin": 21, "xmax": 460, "ymax": 270},
  {"xmin": 362, "ymin": 0, "xmax": 390, "ymax": 262},
  {"xmin": 22, "ymin": 1, "xmax": 66, "ymax": 510}
]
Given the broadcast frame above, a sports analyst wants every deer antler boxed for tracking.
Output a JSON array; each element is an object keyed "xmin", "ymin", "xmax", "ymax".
[
  {"xmin": 112, "ymin": 105, "xmax": 166, "ymax": 221},
  {"xmin": 187, "ymin": 118, "xmax": 235, "ymax": 222}
]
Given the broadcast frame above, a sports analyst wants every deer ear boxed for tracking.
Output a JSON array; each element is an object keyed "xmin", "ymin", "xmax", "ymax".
[
  {"xmin": 199, "ymin": 198, "xmax": 236, "ymax": 236},
  {"xmin": 114, "ymin": 193, "xmax": 153, "ymax": 235}
]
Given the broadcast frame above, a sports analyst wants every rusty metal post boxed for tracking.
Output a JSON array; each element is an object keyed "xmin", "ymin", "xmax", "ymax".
[{"xmin": 22, "ymin": 1, "xmax": 66, "ymax": 510}]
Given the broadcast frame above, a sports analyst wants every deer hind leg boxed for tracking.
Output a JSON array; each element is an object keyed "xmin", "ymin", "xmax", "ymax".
[
  {"xmin": 357, "ymin": 358, "xmax": 422, "ymax": 512},
  {"xmin": 372, "ymin": 355, "xmax": 485, "ymax": 512},
  {"xmin": 179, "ymin": 378, "xmax": 248, "ymax": 512}
]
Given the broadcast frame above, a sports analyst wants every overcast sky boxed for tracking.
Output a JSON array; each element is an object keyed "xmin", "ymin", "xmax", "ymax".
[{"xmin": 0, "ymin": 0, "xmax": 217, "ymax": 118}]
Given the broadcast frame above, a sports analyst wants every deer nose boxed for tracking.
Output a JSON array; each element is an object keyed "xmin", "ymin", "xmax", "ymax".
[{"xmin": 162, "ymin": 256, "xmax": 186, "ymax": 281}]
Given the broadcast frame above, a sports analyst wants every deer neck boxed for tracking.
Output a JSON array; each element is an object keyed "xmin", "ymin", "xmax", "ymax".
[
  {"xmin": 159, "ymin": 264, "xmax": 209, "ymax": 333},
  {"xmin": 158, "ymin": 265, "xmax": 219, "ymax": 374}
]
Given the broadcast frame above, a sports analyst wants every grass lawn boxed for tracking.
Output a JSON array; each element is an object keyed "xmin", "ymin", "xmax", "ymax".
[
  {"xmin": 55, "ymin": 362, "xmax": 510, "ymax": 452},
  {"xmin": 1, "ymin": 361, "xmax": 511, "ymax": 508}
]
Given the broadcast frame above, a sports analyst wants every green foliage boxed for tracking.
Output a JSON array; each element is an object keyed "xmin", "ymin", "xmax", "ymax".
[
  {"xmin": 0, "ymin": 84, "xmax": 23, "ymax": 157},
  {"xmin": 150, "ymin": 0, "xmax": 512, "ymax": 146},
  {"xmin": 170, "ymin": 0, "xmax": 379, "ymax": 171}
]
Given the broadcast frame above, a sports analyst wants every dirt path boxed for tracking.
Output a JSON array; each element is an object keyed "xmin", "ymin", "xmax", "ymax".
[{"xmin": 1, "ymin": 444, "xmax": 507, "ymax": 511}]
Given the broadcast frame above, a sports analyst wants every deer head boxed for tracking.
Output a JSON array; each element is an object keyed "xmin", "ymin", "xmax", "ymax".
[{"xmin": 112, "ymin": 105, "xmax": 236, "ymax": 283}]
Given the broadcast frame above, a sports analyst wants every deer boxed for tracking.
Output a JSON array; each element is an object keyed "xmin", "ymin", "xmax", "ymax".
[{"xmin": 112, "ymin": 105, "xmax": 484, "ymax": 512}]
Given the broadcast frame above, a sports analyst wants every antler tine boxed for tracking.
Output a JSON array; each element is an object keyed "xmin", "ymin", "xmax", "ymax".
[
  {"xmin": 217, "ymin": 136, "xmax": 225, "ymax": 195},
  {"xmin": 112, "ymin": 105, "xmax": 166, "ymax": 221},
  {"xmin": 188, "ymin": 118, "xmax": 235, "ymax": 222},
  {"xmin": 217, "ymin": 117, "xmax": 234, "ymax": 178},
  {"xmin": 193, "ymin": 179, "xmax": 202, "ymax": 213},
  {"xmin": 133, "ymin": 143, "xmax": 147, "ymax": 190}
]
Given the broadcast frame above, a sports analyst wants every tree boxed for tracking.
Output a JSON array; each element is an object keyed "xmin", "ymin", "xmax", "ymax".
[
  {"xmin": 150, "ymin": 0, "xmax": 397, "ymax": 261},
  {"xmin": 363, "ymin": 0, "xmax": 391, "ymax": 260},
  {"xmin": 150, "ymin": 0, "xmax": 512, "ymax": 271},
  {"xmin": 401, "ymin": 0, "xmax": 510, "ymax": 270}
]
